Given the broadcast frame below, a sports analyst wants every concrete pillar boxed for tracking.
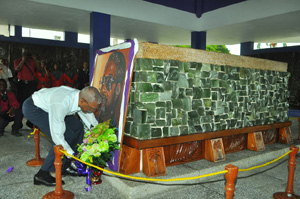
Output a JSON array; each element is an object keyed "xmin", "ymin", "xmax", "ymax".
[
  {"xmin": 191, "ymin": 31, "xmax": 206, "ymax": 50},
  {"xmin": 89, "ymin": 12, "xmax": 111, "ymax": 81},
  {"xmin": 240, "ymin": 41, "xmax": 254, "ymax": 55},
  {"xmin": 14, "ymin": 25, "xmax": 22, "ymax": 41}
]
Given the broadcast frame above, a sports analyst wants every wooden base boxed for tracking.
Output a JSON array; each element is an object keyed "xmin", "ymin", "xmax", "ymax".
[
  {"xmin": 26, "ymin": 158, "xmax": 45, "ymax": 167},
  {"xmin": 42, "ymin": 190, "xmax": 74, "ymax": 199},
  {"xmin": 273, "ymin": 192, "xmax": 300, "ymax": 199},
  {"xmin": 143, "ymin": 147, "xmax": 166, "ymax": 177},
  {"xmin": 247, "ymin": 132, "xmax": 265, "ymax": 151},
  {"xmin": 119, "ymin": 145, "xmax": 140, "ymax": 175},
  {"xmin": 205, "ymin": 138, "xmax": 225, "ymax": 162},
  {"xmin": 279, "ymin": 127, "xmax": 293, "ymax": 144}
]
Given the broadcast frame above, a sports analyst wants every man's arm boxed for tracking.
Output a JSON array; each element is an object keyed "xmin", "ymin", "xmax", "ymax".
[{"xmin": 14, "ymin": 57, "xmax": 26, "ymax": 72}]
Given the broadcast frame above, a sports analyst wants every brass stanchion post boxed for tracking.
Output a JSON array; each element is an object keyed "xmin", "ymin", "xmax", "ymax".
[
  {"xmin": 225, "ymin": 164, "xmax": 239, "ymax": 199},
  {"xmin": 42, "ymin": 145, "xmax": 74, "ymax": 199},
  {"xmin": 26, "ymin": 128, "xmax": 45, "ymax": 166},
  {"xmin": 273, "ymin": 146, "xmax": 300, "ymax": 199}
]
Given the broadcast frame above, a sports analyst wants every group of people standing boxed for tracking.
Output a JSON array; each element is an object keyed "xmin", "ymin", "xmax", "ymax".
[{"xmin": 0, "ymin": 47, "xmax": 90, "ymax": 136}]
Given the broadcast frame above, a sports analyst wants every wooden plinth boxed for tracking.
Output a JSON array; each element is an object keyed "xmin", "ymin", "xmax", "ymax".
[
  {"xmin": 205, "ymin": 138, "xmax": 225, "ymax": 162},
  {"xmin": 247, "ymin": 132, "xmax": 265, "ymax": 151},
  {"xmin": 119, "ymin": 145, "xmax": 140, "ymax": 175},
  {"xmin": 143, "ymin": 147, "xmax": 166, "ymax": 177},
  {"xmin": 273, "ymin": 192, "xmax": 300, "ymax": 199},
  {"xmin": 42, "ymin": 190, "xmax": 74, "ymax": 199},
  {"xmin": 279, "ymin": 127, "xmax": 293, "ymax": 144},
  {"xmin": 26, "ymin": 158, "xmax": 45, "ymax": 166}
]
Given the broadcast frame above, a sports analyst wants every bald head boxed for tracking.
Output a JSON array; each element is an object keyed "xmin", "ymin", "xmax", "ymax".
[{"xmin": 80, "ymin": 86, "xmax": 101, "ymax": 104}]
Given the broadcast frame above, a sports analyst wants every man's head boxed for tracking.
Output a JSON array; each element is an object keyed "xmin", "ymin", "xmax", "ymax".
[
  {"xmin": 0, "ymin": 79, "xmax": 7, "ymax": 93},
  {"xmin": 99, "ymin": 51, "xmax": 126, "ymax": 117},
  {"xmin": 79, "ymin": 86, "xmax": 101, "ymax": 114},
  {"xmin": 83, "ymin": 61, "xmax": 88, "ymax": 70},
  {"xmin": 22, "ymin": 47, "xmax": 31, "ymax": 57}
]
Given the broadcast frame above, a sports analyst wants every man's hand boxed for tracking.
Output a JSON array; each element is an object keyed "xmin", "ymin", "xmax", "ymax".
[{"xmin": 7, "ymin": 107, "xmax": 15, "ymax": 117}]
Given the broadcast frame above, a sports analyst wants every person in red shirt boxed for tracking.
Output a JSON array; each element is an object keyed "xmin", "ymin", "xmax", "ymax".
[
  {"xmin": 63, "ymin": 62, "xmax": 77, "ymax": 88},
  {"xmin": 36, "ymin": 60, "xmax": 51, "ymax": 90},
  {"xmin": 0, "ymin": 79, "xmax": 23, "ymax": 136},
  {"xmin": 14, "ymin": 47, "xmax": 37, "ymax": 129},
  {"xmin": 50, "ymin": 63, "xmax": 64, "ymax": 87}
]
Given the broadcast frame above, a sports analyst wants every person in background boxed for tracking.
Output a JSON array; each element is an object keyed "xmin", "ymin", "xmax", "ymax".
[
  {"xmin": 50, "ymin": 62, "xmax": 64, "ymax": 87},
  {"xmin": 0, "ymin": 57, "xmax": 13, "ymax": 91},
  {"xmin": 14, "ymin": 47, "xmax": 37, "ymax": 129},
  {"xmin": 63, "ymin": 62, "xmax": 77, "ymax": 88},
  {"xmin": 77, "ymin": 61, "xmax": 90, "ymax": 89},
  {"xmin": 36, "ymin": 60, "xmax": 51, "ymax": 90},
  {"xmin": 22, "ymin": 86, "xmax": 101, "ymax": 186},
  {"xmin": 0, "ymin": 79, "xmax": 22, "ymax": 137}
]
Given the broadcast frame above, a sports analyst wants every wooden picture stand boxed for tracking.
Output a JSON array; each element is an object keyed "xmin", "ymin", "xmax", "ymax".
[
  {"xmin": 279, "ymin": 127, "xmax": 293, "ymax": 144},
  {"xmin": 205, "ymin": 138, "xmax": 225, "ymax": 162},
  {"xmin": 247, "ymin": 131, "xmax": 265, "ymax": 151},
  {"xmin": 142, "ymin": 147, "xmax": 166, "ymax": 177},
  {"xmin": 119, "ymin": 145, "xmax": 140, "ymax": 175}
]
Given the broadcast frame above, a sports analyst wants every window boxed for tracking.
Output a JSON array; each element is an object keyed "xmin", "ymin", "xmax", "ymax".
[
  {"xmin": 78, "ymin": 34, "xmax": 90, "ymax": 43},
  {"xmin": 22, "ymin": 27, "xmax": 64, "ymax": 41}
]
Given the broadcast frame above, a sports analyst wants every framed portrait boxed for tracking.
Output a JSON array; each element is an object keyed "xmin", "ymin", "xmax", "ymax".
[{"xmin": 91, "ymin": 39, "xmax": 138, "ymax": 171}]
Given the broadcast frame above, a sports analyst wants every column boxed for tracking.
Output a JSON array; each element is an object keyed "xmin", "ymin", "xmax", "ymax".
[{"xmin": 191, "ymin": 31, "xmax": 206, "ymax": 50}]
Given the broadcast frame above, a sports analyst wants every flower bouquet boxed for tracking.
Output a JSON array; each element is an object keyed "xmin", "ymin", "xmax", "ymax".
[{"xmin": 76, "ymin": 120, "xmax": 120, "ymax": 186}]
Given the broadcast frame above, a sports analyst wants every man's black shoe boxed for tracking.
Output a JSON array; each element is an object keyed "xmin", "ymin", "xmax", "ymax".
[
  {"xmin": 34, "ymin": 174, "xmax": 65, "ymax": 186},
  {"xmin": 62, "ymin": 167, "xmax": 80, "ymax": 177},
  {"xmin": 11, "ymin": 131, "xmax": 22, "ymax": 137}
]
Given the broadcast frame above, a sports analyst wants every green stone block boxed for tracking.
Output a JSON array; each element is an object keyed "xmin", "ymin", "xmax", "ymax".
[
  {"xmin": 166, "ymin": 113, "xmax": 172, "ymax": 126},
  {"xmin": 193, "ymin": 87, "xmax": 202, "ymax": 99},
  {"xmin": 201, "ymin": 63, "xmax": 211, "ymax": 71},
  {"xmin": 131, "ymin": 123, "xmax": 138, "ymax": 137},
  {"xmin": 153, "ymin": 66, "xmax": 164, "ymax": 72},
  {"xmin": 133, "ymin": 109, "xmax": 147, "ymax": 123},
  {"xmin": 188, "ymin": 79, "xmax": 194, "ymax": 88},
  {"xmin": 152, "ymin": 84, "xmax": 164, "ymax": 92},
  {"xmin": 203, "ymin": 99, "xmax": 212, "ymax": 108},
  {"xmin": 211, "ymin": 80, "xmax": 219, "ymax": 88},
  {"xmin": 170, "ymin": 60, "xmax": 179, "ymax": 67},
  {"xmin": 153, "ymin": 59, "xmax": 164, "ymax": 66},
  {"xmin": 186, "ymin": 88, "xmax": 193, "ymax": 96},
  {"xmin": 151, "ymin": 127, "xmax": 162, "ymax": 138},
  {"xmin": 232, "ymin": 73, "xmax": 240, "ymax": 80},
  {"xmin": 219, "ymin": 80, "xmax": 228, "ymax": 88},
  {"xmin": 160, "ymin": 91, "xmax": 172, "ymax": 101},
  {"xmin": 200, "ymin": 71, "xmax": 210, "ymax": 78},
  {"xmin": 166, "ymin": 101, "xmax": 172, "ymax": 112},
  {"xmin": 144, "ymin": 103, "xmax": 156, "ymax": 115},
  {"xmin": 218, "ymin": 72, "xmax": 225, "ymax": 79},
  {"xmin": 178, "ymin": 74, "xmax": 189, "ymax": 88},
  {"xmin": 212, "ymin": 92, "xmax": 217, "ymax": 100},
  {"xmin": 156, "ymin": 101, "xmax": 166, "ymax": 108},
  {"xmin": 202, "ymin": 89, "xmax": 211, "ymax": 98},
  {"xmin": 190, "ymin": 62, "xmax": 198, "ymax": 68},
  {"xmin": 146, "ymin": 72, "xmax": 157, "ymax": 83},
  {"xmin": 164, "ymin": 81, "xmax": 172, "ymax": 91},
  {"xmin": 188, "ymin": 110, "xmax": 199, "ymax": 118},
  {"xmin": 124, "ymin": 121, "xmax": 132, "ymax": 134},
  {"xmin": 179, "ymin": 126, "xmax": 189, "ymax": 135},
  {"xmin": 157, "ymin": 72, "xmax": 165, "ymax": 83},
  {"xmin": 134, "ymin": 60, "xmax": 141, "ymax": 71},
  {"xmin": 172, "ymin": 99, "xmax": 183, "ymax": 109},
  {"xmin": 178, "ymin": 88, "xmax": 186, "ymax": 99},
  {"xmin": 170, "ymin": 126, "xmax": 179, "ymax": 136},
  {"xmin": 193, "ymin": 78, "xmax": 201, "ymax": 87},
  {"xmin": 240, "ymin": 79, "xmax": 247, "ymax": 86},
  {"xmin": 172, "ymin": 87, "xmax": 179, "ymax": 98},
  {"xmin": 140, "ymin": 93, "xmax": 159, "ymax": 102},
  {"xmin": 213, "ymin": 123, "xmax": 222, "ymax": 131},
  {"xmin": 140, "ymin": 58, "xmax": 153, "ymax": 71},
  {"xmin": 197, "ymin": 107, "xmax": 205, "ymax": 116},
  {"xmin": 163, "ymin": 127, "xmax": 169, "ymax": 137},
  {"xmin": 183, "ymin": 97, "xmax": 192, "ymax": 111},
  {"xmin": 212, "ymin": 64, "xmax": 221, "ymax": 71},
  {"xmin": 178, "ymin": 62, "xmax": 185, "ymax": 73},
  {"xmin": 156, "ymin": 120, "xmax": 166, "ymax": 126},
  {"xmin": 184, "ymin": 62, "xmax": 190, "ymax": 72},
  {"xmin": 200, "ymin": 115, "xmax": 212, "ymax": 123},
  {"xmin": 214, "ymin": 115, "xmax": 220, "ymax": 122},
  {"xmin": 172, "ymin": 118, "xmax": 182, "ymax": 126},
  {"xmin": 240, "ymin": 67, "xmax": 246, "ymax": 79},
  {"xmin": 192, "ymin": 99, "xmax": 203, "ymax": 110},
  {"xmin": 200, "ymin": 79, "xmax": 211, "ymax": 88},
  {"xmin": 182, "ymin": 112, "xmax": 188, "ymax": 125},
  {"xmin": 135, "ymin": 83, "xmax": 153, "ymax": 92},
  {"xmin": 168, "ymin": 67, "xmax": 179, "ymax": 81},
  {"xmin": 137, "ymin": 124, "xmax": 151, "ymax": 139},
  {"xmin": 177, "ymin": 109, "xmax": 183, "ymax": 118},
  {"xmin": 202, "ymin": 123, "xmax": 212, "ymax": 132},
  {"xmin": 225, "ymin": 65, "xmax": 232, "ymax": 74},
  {"xmin": 133, "ymin": 91, "xmax": 140, "ymax": 102},
  {"xmin": 209, "ymin": 71, "xmax": 218, "ymax": 79},
  {"xmin": 172, "ymin": 109, "xmax": 177, "ymax": 118},
  {"xmin": 134, "ymin": 71, "xmax": 148, "ymax": 82},
  {"xmin": 188, "ymin": 69, "xmax": 196, "ymax": 79},
  {"xmin": 164, "ymin": 60, "xmax": 170, "ymax": 75}
]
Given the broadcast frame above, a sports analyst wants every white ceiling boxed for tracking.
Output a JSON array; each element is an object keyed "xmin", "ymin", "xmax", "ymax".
[{"xmin": 1, "ymin": 0, "xmax": 300, "ymax": 45}]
